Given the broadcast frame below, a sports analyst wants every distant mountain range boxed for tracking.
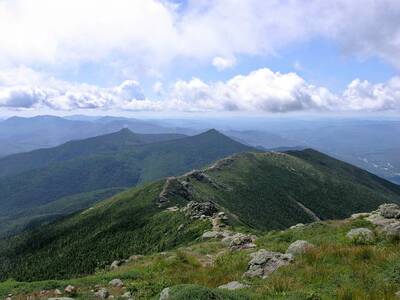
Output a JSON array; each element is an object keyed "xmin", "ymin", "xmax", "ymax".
[
  {"xmin": 0, "ymin": 115, "xmax": 195, "ymax": 157},
  {"xmin": 0, "ymin": 128, "xmax": 254, "ymax": 237},
  {"xmin": 1, "ymin": 148, "xmax": 399, "ymax": 281},
  {"xmin": 1, "ymin": 115, "xmax": 399, "ymax": 184}
]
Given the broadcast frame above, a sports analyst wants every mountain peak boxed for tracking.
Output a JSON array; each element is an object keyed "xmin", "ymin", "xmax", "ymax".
[{"xmin": 117, "ymin": 127, "xmax": 133, "ymax": 134}]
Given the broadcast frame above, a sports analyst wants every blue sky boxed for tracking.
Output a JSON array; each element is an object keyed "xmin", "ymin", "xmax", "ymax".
[{"xmin": 0, "ymin": 0, "xmax": 399, "ymax": 115}]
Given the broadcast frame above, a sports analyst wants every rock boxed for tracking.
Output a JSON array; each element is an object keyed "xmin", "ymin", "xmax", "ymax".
[
  {"xmin": 367, "ymin": 213, "xmax": 397, "ymax": 227},
  {"xmin": 382, "ymin": 222, "xmax": 400, "ymax": 239},
  {"xmin": 289, "ymin": 223, "xmax": 305, "ymax": 229},
  {"xmin": 121, "ymin": 291, "xmax": 132, "ymax": 298},
  {"xmin": 127, "ymin": 254, "xmax": 144, "ymax": 262},
  {"xmin": 48, "ymin": 298, "xmax": 75, "ymax": 300},
  {"xmin": 378, "ymin": 203, "xmax": 400, "ymax": 219},
  {"xmin": 159, "ymin": 287, "xmax": 170, "ymax": 300},
  {"xmin": 110, "ymin": 260, "xmax": 122, "ymax": 270},
  {"xmin": 286, "ymin": 240, "xmax": 315, "ymax": 256},
  {"xmin": 202, "ymin": 231, "xmax": 223, "ymax": 239},
  {"xmin": 350, "ymin": 212, "xmax": 371, "ymax": 219},
  {"xmin": 184, "ymin": 201, "xmax": 218, "ymax": 219},
  {"xmin": 54, "ymin": 289, "xmax": 62, "ymax": 295},
  {"xmin": 108, "ymin": 278, "xmax": 124, "ymax": 287},
  {"xmin": 94, "ymin": 288, "xmax": 109, "ymax": 299},
  {"xmin": 218, "ymin": 281, "xmax": 249, "ymax": 290},
  {"xmin": 64, "ymin": 285, "xmax": 76, "ymax": 294},
  {"xmin": 229, "ymin": 233, "xmax": 255, "ymax": 250},
  {"xmin": 346, "ymin": 228, "xmax": 375, "ymax": 244},
  {"xmin": 166, "ymin": 206, "xmax": 179, "ymax": 212},
  {"xmin": 244, "ymin": 249, "xmax": 293, "ymax": 278}
]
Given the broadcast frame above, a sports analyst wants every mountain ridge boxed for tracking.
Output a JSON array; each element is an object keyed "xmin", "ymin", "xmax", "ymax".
[{"xmin": 1, "ymin": 149, "xmax": 399, "ymax": 281}]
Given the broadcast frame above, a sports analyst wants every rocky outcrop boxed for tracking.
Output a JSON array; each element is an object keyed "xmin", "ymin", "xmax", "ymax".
[
  {"xmin": 244, "ymin": 249, "xmax": 293, "ymax": 278},
  {"xmin": 365, "ymin": 203, "xmax": 400, "ymax": 239},
  {"xmin": 218, "ymin": 281, "xmax": 249, "ymax": 290},
  {"xmin": 157, "ymin": 177, "xmax": 193, "ymax": 205},
  {"xmin": 346, "ymin": 228, "xmax": 375, "ymax": 244},
  {"xmin": 184, "ymin": 201, "xmax": 218, "ymax": 219},
  {"xmin": 286, "ymin": 240, "xmax": 314, "ymax": 256},
  {"xmin": 377, "ymin": 203, "xmax": 400, "ymax": 219}
]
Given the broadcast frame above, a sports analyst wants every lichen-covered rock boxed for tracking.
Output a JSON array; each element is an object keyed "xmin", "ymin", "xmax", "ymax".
[
  {"xmin": 110, "ymin": 260, "xmax": 122, "ymax": 270},
  {"xmin": 94, "ymin": 288, "xmax": 109, "ymax": 299},
  {"xmin": 346, "ymin": 228, "xmax": 375, "ymax": 244},
  {"xmin": 159, "ymin": 287, "xmax": 170, "ymax": 300},
  {"xmin": 286, "ymin": 240, "xmax": 314, "ymax": 256},
  {"xmin": 108, "ymin": 278, "xmax": 124, "ymax": 287},
  {"xmin": 244, "ymin": 249, "xmax": 293, "ymax": 278},
  {"xmin": 64, "ymin": 285, "xmax": 76, "ymax": 294},
  {"xmin": 218, "ymin": 281, "xmax": 249, "ymax": 290},
  {"xmin": 350, "ymin": 212, "xmax": 371, "ymax": 219},
  {"xmin": 202, "ymin": 231, "xmax": 224, "ymax": 239},
  {"xmin": 121, "ymin": 291, "xmax": 132, "ymax": 298},
  {"xmin": 382, "ymin": 222, "xmax": 400, "ymax": 239},
  {"xmin": 289, "ymin": 223, "xmax": 305, "ymax": 229},
  {"xmin": 229, "ymin": 233, "xmax": 256, "ymax": 250},
  {"xmin": 184, "ymin": 201, "xmax": 218, "ymax": 219},
  {"xmin": 378, "ymin": 203, "xmax": 400, "ymax": 219}
]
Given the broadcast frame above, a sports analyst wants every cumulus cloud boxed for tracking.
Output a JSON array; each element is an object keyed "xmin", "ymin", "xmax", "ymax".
[
  {"xmin": 0, "ymin": 0, "xmax": 399, "ymax": 73},
  {"xmin": 212, "ymin": 56, "xmax": 236, "ymax": 71},
  {"xmin": 1, "ymin": 67, "xmax": 398, "ymax": 113}
]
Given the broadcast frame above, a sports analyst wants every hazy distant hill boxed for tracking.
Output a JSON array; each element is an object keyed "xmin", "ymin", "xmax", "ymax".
[{"xmin": 0, "ymin": 115, "xmax": 193, "ymax": 157}]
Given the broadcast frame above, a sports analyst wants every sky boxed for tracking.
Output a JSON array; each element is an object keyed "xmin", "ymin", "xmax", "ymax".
[{"xmin": 0, "ymin": 0, "xmax": 399, "ymax": 116}]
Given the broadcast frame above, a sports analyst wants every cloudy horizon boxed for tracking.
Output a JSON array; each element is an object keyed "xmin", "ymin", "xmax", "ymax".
[{"xmin": 1, "ymin": 0, "xmax": 400, "ymax": 115}]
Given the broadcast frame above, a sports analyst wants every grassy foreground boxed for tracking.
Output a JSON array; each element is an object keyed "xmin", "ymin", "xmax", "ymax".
[{"xmin": 2, "ymin": 217, "xmax": 400, "ymax": 300}]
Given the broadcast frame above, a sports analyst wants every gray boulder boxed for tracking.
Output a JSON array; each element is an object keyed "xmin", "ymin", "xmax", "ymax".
[
  {"xmin": 350, "ymin": 212, "xmax": 371, "ymax": 219},
  {"xmin": 289, "ymin": 223, "xmax": 305, "ymax": 229},
  {"xmin": 202, "ymin": 231, "xmax": 223, "ymax": 239},
  {"xmin": 286, "ymin": 240, "xmax": 314, "ymax": 256},
  {"xmin": 94, "ymin": 288, "xmax": 109, "ymax": 299},
  {"xmin": 218, "ymin": 281, "xmax": 249, "ymax": 290},
  {"xmin": 110, "ymin": 260, "xmax": 122, "ymax": 270},
  {"xmin": 159, "ymin": 287, "xmax": 170, "ymax": 300},
  {"xmin": 108, "ymin": 278, "xmax": 124, "ymax": 287},
  {"xmin": 346, "ymin": 228, "xmax": 375, "ymax": 244},
  {"xmin": 378, "ymin": 203, "xmax": 400, "ymax": 219},
  {"xmin": 244, "ymin": 249, "xmax": 293, "ymax": 278},
  {"xmin": 382, "ymin": 222, "xmax": 400, "ymax": 239},
  {"xmin": 121, "ymin": 291, "xmax": 132, "ymax": 298},
  {"xmin": 64, "ymin": 285, "xmax": 76, "ymax": 294},
  {"xmin": 229, "ymin": 233, "xmax": 256, "ymax": 250}
]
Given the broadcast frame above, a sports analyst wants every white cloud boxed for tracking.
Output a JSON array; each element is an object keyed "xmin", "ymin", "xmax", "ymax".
[
  {"xmin": 0, "ymin": 0, "xmax": 399, "ymax": 74},
  {"xmin": 212, "ymin": 56, "xmax": 236, "ymax": 71},
  {"xmin": 343, "ymin": 77, "xmax": 400, "ymax": 111},
  {"xmin": 0, "ymin": 67, "xmax": 399, "ymax": 113}
]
